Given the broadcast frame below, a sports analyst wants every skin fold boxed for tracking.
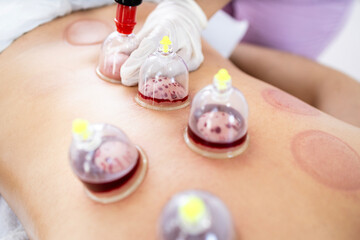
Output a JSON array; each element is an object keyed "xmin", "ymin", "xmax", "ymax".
[{"xmin": 0, "ymin": 3, "xmax": 359, "ymax": 240}]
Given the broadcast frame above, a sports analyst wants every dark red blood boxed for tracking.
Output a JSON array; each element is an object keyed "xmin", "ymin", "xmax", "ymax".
[
  {"xmin": 215, "ymin": 127, "xmax": 221, "ymax": 134},
  {"xmin": 188, "ymin": 104, "xmax": 247, "ymax": 149},
  {"xmin": 82, "ymin": 156, "xmax": 141, "ymax": 193},
  {"xmin": 138, "ymin": 91, "xmax": 188, "ymax": 103},
  {"xmin": 188, "ymin": 127, "xmax": 247, "ymax": 149}
]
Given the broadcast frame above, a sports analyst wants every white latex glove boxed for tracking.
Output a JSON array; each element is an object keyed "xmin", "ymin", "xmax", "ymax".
[
  {"xmin": 0, "ymin": 0, "xmax": 113, "ymax": 53},
  {"xmin": 120, "ymin": 0, "xmax": 208, "ymax": 86}
]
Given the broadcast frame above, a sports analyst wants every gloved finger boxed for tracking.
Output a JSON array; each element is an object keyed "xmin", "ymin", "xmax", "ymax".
[
  {"xmin": 121, "ymin": 26, "xmax": 170, "ymax": 86},
  {"xmin": 176, "ymin": 36, "xmax": 204, "ymax": 72},
  {"xmin": 176, "ymin": 47, "xmax": 192, "ymax": 68},
  {"xmin": 140, "ymin": 53, "xmax": 188, "ymax": 79},
  {"xmin": 135, "ymin": 21, "xmax": 155, "ymax": 44},
  {"xmin": 184, "ymin": 42, "xmax": 204, "ymax": 72},
  {"xmin": 135, "ymin": 2, "xmax": 166, "ymax": 41},
  {"xmin": 187, "ymin": 52, "xmax": 204, "ymax": 72}
]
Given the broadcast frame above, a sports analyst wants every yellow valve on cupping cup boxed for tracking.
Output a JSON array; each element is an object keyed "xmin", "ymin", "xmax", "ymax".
[
  {"xmin": 160, "ymin": 36, "xmax": 172, "ymax": 53},
  {"xmin": 179, "ymin": 196, "xmax": 207, "ymax": 224},
  {"xmin": 72, "ymin": 119, "xmax": 90, "ymax": 140},
  {"xmin": 214, "ymin": 69, "xmax": 231, "ymax": 91}
]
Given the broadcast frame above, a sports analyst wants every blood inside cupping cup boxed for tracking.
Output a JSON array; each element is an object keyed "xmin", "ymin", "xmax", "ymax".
[
  {"xmin": 138, "ymin": 76, "xmax": 188, "ymax": 103},
  {"xmin": 135, "ymin": 36, "xmax": 190, "ymax": 111},
  {"xmin": 96, "ymin": 0, "xmax": 142, "ymax": 84},
  {"xmin": 184, "ymin": 69, "xmax": 249, "ymax": 159},
  {"xmin": 187, "ymin": 104, "xmax": 248, "ymax": 149},
  {"xmin": 69, "ymin": 119, "xmax": 147, "ymax": 203}
]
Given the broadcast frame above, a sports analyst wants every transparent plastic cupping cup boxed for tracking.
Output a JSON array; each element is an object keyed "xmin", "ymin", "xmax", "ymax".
[
  {"xmin": 69, "ymin": 119, "xmax": 147, "ymax": 204},
  {"xmin": 135, "ymin": 36, "xmax": 190, "ymax": 111},
  {"xmin": 159, "ymin": 190, "xmax": 236, "ymax": 240},
  {"xmin": 184, "ymin": 69, "xmax": 249, "ymax": 159},
  {"xmin": 96, "ymin": 2, "xmax": 141, "ymax": 84},
  {"xmin": 97, "ymin": 32, "xmax": 137, "ymax": 83}
]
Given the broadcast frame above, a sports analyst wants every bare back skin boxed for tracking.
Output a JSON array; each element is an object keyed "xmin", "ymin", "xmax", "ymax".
[{"xmin": 0, "ymin": 4, "xmax": 359, "ymax": 240}]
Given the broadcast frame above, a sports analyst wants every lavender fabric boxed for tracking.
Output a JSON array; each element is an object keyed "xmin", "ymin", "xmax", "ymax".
[{"xmin": 223, "ymin": 0, "xmax": 354, "ymax": 59}]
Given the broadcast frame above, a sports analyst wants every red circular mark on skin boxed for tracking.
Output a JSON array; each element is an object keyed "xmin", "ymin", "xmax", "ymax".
[
  {"xmin": 292, "ymin": 130, "xmax": 360, "ymax": 191},
  {"xmin": 65, "ymin": 19, "xmax": 111, "ymax": 46},
  {"xmin": 262, "ymin": 88, "xmax": 319, "ymax": 115}
]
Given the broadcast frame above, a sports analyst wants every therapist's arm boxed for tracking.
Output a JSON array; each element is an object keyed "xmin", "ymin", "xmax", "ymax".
[
  {"xmin": 230, "ymin": 43, "xmax": 360, "ymax": 127},
  {"xmin": 196, "ymin": 0, "xmax": 231, "ymax": 18}
]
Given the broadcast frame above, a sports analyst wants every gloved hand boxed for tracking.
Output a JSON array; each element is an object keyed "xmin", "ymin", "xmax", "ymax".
[{"xmin": 120, "ymin": 0, "xmax": 208, "ymax": 86}]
